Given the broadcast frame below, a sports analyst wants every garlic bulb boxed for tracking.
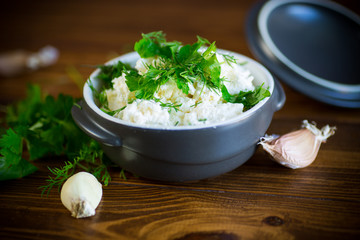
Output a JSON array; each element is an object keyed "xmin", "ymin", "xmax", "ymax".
[
  {"xmin": 259, "ymin": 120, "xmax": 336, "ymax": 169},
  {"xmin": 60, "ymin": 172, "xmax": 103, "ymax": 218}
]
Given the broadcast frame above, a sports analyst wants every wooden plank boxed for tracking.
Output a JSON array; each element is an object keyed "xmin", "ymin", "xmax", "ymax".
[{"xmin": 1, "ymin": 179, "xmax": 359, "ymax": 240}]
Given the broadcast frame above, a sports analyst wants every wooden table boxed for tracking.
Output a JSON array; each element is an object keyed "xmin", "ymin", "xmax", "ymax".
[{"xmin": 1, "ymin": 0, "xmax": 359, "ymax": 239}]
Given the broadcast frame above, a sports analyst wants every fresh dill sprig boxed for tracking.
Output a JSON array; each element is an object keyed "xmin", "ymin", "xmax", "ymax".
[
  {"xmin": 154, "ymin": 99, "xmax": 182, "ymax": 112},
  {"xmin": 40, "ymin": 160, "xmax": 80, "ymax": 197},
  {"xmin": 40, "ymin": 139, "xmax": 112, "ymax": 197},
  {"xmin": 221, "ymin": 54, "xmax": 238, "ymax": 66}
]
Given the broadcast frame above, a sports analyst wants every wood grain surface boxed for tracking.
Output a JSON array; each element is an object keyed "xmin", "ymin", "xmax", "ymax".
[{"xmin": 1, "ymin": 0, "xmax": 360, "ymax": 240}]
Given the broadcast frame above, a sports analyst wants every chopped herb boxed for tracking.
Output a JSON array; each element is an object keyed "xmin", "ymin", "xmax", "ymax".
[
  {"xmin": 88, "ymin": 79, "xmax": 109, "ymax": 109},
  {"xmin": 155, "ymin": 99, "xmax": 182, "ymax": 112},
  {"xmin": 221, "ymin": 83, "xmax": 271, "ymax": 110},
  {"xmin": 119, "ymin": 168, "xmax": 127, "ymax": 180},
  {"xmin": 101, "ymin": 106, "xmax": 126, "ymax": 116},
  {"xmin": 73, "ymin": 102, "xmax": 82, "ymax": 109},
  {"xmin": 221, "ymin": 54, "xmax": 238, "ymax": 66},
  {"xmin": 190, "ymin": 101, "xmax": 202, "ymax": 108}
]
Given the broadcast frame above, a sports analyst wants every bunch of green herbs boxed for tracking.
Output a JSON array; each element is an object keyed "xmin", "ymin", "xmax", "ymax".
[{"xmin": 0, "ymin": 85, "xmax": 112, "ymax": 195}]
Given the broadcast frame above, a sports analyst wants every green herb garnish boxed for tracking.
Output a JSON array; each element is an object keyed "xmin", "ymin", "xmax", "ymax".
[
  {"xmin": 101, "ymin": 106, "xmax": 127, "ymax": 116},
  {"xmin": 90, "ymin": 31, "xmax": 271, "ymax": 119},
  {"xmin": 125, "ymin": 31, "xmax": 223, "ymax": 99},
  {"xmin": 190, "ymin": 101, "xmax": 202, "ymax": 108},
  {"xmin": 154, "ymin": 99, "xmax": 182, "ymax": 112},
  {"xmin": 221, "ymin": 83, "xmax": 271, "ymax": 110},
  {"xmin": 221, "ymin": 54, "xmax": 238, "ymax": 66}
]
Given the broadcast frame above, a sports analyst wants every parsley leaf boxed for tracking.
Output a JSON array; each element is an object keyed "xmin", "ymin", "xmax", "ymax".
[
  {"xmin": 134, "ymin": 31, "xmax": 181, "ymax": 59},
  {"xmin": 199, "ymin": 42, "xmax": 222, "ymax": 90},
  {"xmin": 176, "ymin": 36, "xmax": 208, "ymax": 64},
  {"xmin": 0, "ymin": 128, "xmax": 23, "ymax": 168},
  {"xmin": 222, "ymin": 83, "xmax": 271, "ymax": 110},
  {"xmin": 6, "ymin": 84, "xmax": 41, "ymax": 125},
  {"xmin": 0, "ymin": 158, "xmax": 38, "ymax": 181}
]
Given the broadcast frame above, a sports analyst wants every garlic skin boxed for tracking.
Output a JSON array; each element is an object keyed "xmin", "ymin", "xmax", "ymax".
[
  {"xmin": 60, "ymin": 172, "xmax": 103, "ymax": 218},
  {"xmin": 259, "ymin": 120, "xmax": 336, "ymax": 169}
]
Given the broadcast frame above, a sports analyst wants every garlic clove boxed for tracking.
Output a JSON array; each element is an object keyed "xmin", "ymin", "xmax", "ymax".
[
  {"xmin": 60, "ymin": 172, "xmax": 103, "ymax": 218},
  {"xmin": 27, "ymin": 45, "xmax": 59, "ymax": 70},
  {"xmin": 259, "ymin": 120, "xmax": 336, "ymax": 169},
  {"xmin": 0, "ymin": 45, "xmax": 59, "ymax": 77}
]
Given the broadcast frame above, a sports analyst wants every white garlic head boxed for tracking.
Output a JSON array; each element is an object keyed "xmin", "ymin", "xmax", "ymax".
[
  {"xmin": 60, "ymin": 172, "xmax": 103, "ymax": 218},
  {"xmin": 259, "ymin": 120, "xmax": 336, "ymax": 169}
]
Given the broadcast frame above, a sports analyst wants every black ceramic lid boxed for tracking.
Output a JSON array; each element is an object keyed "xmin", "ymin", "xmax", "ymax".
[{"xmin": 246, "ymin": 0, "xmax": 360, "ymax": 108}]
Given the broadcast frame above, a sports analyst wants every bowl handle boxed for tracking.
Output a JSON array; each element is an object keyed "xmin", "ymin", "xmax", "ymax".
[
  {"xmin": 71, "ymin": 100, "xmax": 122, "ymax": 147},
  {"xmin": 273, "ymin": 78, "xmax": 286, "ymax": 111}
]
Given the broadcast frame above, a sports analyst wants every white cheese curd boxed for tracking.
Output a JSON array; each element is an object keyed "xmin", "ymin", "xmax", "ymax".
[
  {"xmin": 105, "ymin": 73, "xmax": 130, "ymax": 111},
  {"xmin": 182, "ymin": 101, "xmax": 244, "ymax": 126},
  {"xmin": 116, "ymin": 99, "xmax": 171, "ymax": 126},
  {"xmin": 217, "ymin": 54, "xmax": 255, "ymax": 94},
  {"xmin": 106, "ymin": 52, "xmax": 256, "ymax": 127}
]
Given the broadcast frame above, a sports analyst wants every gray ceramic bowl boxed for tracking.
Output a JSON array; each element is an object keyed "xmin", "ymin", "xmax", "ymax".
[{"xmin": 71, "ymin": 50, "xmax": 285, "ymax": 181}]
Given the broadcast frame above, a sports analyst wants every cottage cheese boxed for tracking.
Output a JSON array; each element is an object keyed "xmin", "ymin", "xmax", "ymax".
[{"xmin": 105, "ymin": 53, "xmax": 256, "ymax": 126}]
